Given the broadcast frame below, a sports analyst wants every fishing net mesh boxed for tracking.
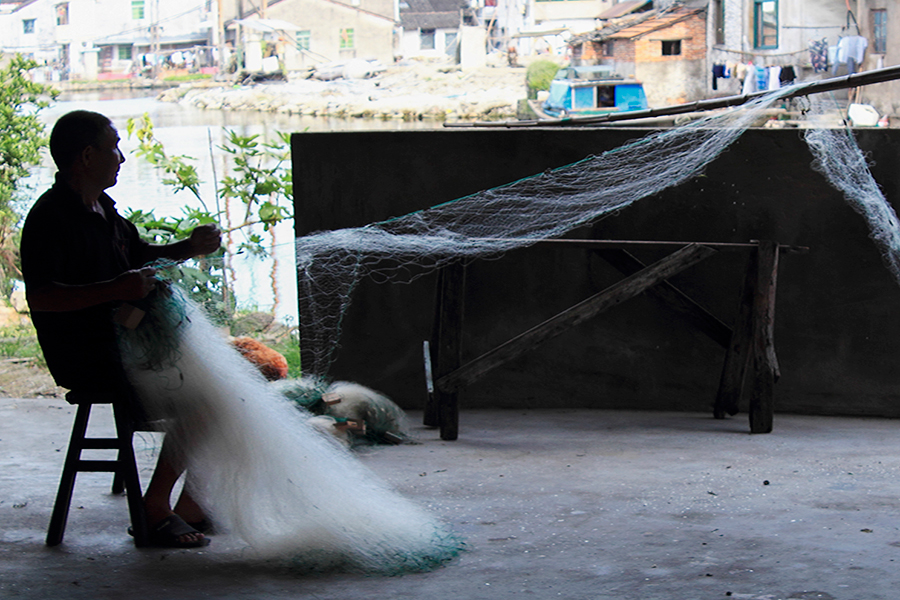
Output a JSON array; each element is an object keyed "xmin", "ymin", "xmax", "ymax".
[
  {"xmin": 295, "ymin": 85, "xmax": 900, "ymax": 376},
  {"xmin": 803, "ymin": 96, "xmax": 900, "ymax": 284}
]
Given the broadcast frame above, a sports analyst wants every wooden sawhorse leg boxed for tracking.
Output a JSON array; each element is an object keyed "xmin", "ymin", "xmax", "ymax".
[
  {"xmin": 424, "ymin": 262, "xmax": 466, "ymax": 441},
  {"xmin": 714, "ymin": 240, "xmax": 781, "ymax": 433}
]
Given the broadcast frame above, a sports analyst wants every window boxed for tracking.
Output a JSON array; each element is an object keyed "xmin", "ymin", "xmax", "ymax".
[
  {"xmin": 23, "ymin": 19, "xmax": 35, "ymax": 34},
  {"xmin": 444, "ymin": 31, "xmax": 458, "ymax": 55},
  {"xmin": 713, "ymin": 0, "xmax": 724, "ymax": 45},
  {"xmin": 56, "ymin": 3, "xmax": 69, "ymax": 26},
  {"xmin": 339, "ymin": 28, "xmax": 355, "ymax": 50},
  {"xmin": 753, "ymin": 0, "xmax": 778, "ymax": 49},
  {"xmin": 118, "ymin": 46, "xmax": 133, "ymax": 60},
  {"xmin": 420, "ymin": 28, "xmax": 435, "ymax": 50},
  {"xmin": 661, "ymin": 40, "xmax": 681, "ymax": 56},
  {"xmin": 597, "ymin": 86, "xmax": 614, "ymax": 108},
  {"xmin": 296, "ymin": 30, "xmax": 311, "ymax": 51},
  {"xmin": 603, "ymin": 40, "xmax": 614, "ymax": 57},
  {"xmin": 132, "ymin": 0, "xmax": 145, "ymax": 20},
  {"xmin": 873, "ymin": 9, "xmax": 887, "ymax": 54}
]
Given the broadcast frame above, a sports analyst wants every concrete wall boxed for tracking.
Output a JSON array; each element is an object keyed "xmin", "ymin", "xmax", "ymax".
[
  {"xmin": 709, "ymin": 0, "xmax": 846, "ymax": 95},
  {"xmin": 632, "ymin": 11, "xmax": 707, "ymax": 105},
  {"xmin": 533, "ymin": 0, "xmax": 612, "ymax": 24},
  {"xmin": 264, "ymin": 0, "xmax": 396, "ymax": 64},
  {"xmin": 292, "ymin": 128, "xmax": 900, "ymax": 419},
  {"xmin": 776, "ymin": 1, "xmax": 846, "ymax": 54},
  {"xmin": 400, "ymin": 27, "xmax": 457, "ymax": 59}
]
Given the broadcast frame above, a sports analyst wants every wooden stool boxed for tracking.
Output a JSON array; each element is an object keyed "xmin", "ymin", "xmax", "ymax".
[{"xmin": 46, "ymin": 391, "xmax": 150, "ymax": 547}]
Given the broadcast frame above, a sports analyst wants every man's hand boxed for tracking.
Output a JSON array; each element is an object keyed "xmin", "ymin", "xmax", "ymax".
[
  {"xmin": 115, "ymin": 267, "xmax": 157, "ymax": 301},
  {"xmin": 189, "ymin": 224, "xmax": 222, "ymax": 257}
]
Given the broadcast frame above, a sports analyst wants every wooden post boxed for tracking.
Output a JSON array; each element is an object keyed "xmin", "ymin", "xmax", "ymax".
[
  {"xmin": 433, "ymin": 262, "xmax": 465, "ymax": 440},
  {"xmin": 423, "ymin": 271, "xmax": 444, "ymax": 428},
  {"xmin": 748, "ymin": 240, "xmax": 780, "ymax": 434}
]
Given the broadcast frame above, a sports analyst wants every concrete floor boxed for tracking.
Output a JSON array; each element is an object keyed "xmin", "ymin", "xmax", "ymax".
[{"xmin": 2, "ymin": 396, "xmax": 900, "ymax": 600}]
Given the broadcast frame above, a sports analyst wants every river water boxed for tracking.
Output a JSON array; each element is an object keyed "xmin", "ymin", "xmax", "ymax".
[{"xmin": 26, "ymin": 89, "xmax": 435, "ymax": 323}]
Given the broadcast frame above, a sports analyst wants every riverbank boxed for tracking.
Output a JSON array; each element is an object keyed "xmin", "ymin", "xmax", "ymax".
[{"xmin": 157, "ymin": 63, "xmax": 529, "ymax": 122}]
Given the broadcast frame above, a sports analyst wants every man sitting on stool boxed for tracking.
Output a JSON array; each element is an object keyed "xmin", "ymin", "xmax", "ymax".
[{"xmin": 20, "ymin": 110, "xmax": 221, "ymax": 548}]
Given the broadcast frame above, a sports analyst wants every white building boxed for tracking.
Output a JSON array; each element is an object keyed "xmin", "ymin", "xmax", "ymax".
[
  {"xmin": 0, "ymin": 0, "xmax": 214, "ymax": 80},
  {"xmin": 398, "ymin": 0, "xmax": 464, "ymax": 60}
]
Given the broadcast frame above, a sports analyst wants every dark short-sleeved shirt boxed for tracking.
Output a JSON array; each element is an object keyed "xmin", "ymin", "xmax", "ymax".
[{"xmin": 20, "ymin": 175, "xmax": 150, "ymax": 391}]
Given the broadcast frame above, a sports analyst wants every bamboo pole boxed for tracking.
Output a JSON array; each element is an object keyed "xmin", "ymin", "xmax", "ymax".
[{"xmin": 446, "ymin": 64, "xmax": 900, "ymax": 128}]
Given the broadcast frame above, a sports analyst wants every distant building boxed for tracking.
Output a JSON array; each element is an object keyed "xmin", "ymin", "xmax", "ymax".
[
  {"xmin": 568, "ymin": 3, "xmax": 707, "ymax": 106},
  {"xmin": 0, "ymin": 0, "xmax": 214, "ymax": 80},
  {"xmin": 398, "ymin": 0, "xmax": 463, "ymax": 60},
  {"xmin": 563, "ymin": 0, "xmax": 873, "ymax": 108},
  {"xmin": 855, "ymin": 0, "xmax": 898, "ymax": 116},
  {"xmin": 236, "ymin": 0, "xmax": 398, "ymax": 70},
  {"xmin": 532, "ymin": 0, "xmax": 615, "ymax": 33},
  {"xmin": 708, "ymin": 0, "xmax": 848, "ymax": 96}
]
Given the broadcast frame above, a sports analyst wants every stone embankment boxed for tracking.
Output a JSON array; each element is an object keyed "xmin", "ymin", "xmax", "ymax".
[{"xmin": 157, "ymin": 63, "xmax": 529, "ymax": 122}]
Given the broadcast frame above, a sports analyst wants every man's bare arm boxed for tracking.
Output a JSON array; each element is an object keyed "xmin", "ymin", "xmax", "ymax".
[
  {"xmin": 140, "ymin": 224, "xmax": 222, "ymax": 265},
  {"xmin": 26, "ymin": 267, "xmax": 157, "ymax": 312}
]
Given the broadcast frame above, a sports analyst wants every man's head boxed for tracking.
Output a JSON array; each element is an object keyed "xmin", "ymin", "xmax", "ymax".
[{"xmin": 50, "ymin": 110, "xmax": 124, "ymax": 190}]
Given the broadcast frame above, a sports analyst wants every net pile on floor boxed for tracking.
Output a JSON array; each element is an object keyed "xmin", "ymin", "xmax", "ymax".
[{"xmin": 118, "ymin": 284, "xmax": 463, "ymax": 573}]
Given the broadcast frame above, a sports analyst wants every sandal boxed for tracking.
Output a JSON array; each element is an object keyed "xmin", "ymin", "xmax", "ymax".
[
  {"xmin": 148, "ymin": 514, "xmax": 211, "ymax": 548},
  {"xmin": 186, "ymin": 518, "xmax": 216, "ymax": 535}
]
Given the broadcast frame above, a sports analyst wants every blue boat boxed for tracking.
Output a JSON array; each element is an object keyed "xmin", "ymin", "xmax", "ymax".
[{"xmin": 532, "ymin": 65, "xmax": 649, "ymax": 119}]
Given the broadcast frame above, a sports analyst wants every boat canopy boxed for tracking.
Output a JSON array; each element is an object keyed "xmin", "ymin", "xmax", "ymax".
[{"xmin": 543, "ymin": 79, "xmax": 648, "ymax": 117}]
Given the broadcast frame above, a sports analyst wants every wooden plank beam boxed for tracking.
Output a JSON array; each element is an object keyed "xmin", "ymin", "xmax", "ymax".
[
  {"xmin": 474, "ymin": 237, "xmax": 808, "ymax": 253},
  {"xmin": 437, "ymin": 243, "xmax": 718, "ymax": 393}
]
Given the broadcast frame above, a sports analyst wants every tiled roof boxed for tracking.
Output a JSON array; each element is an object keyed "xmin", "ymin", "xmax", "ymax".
[
  {"xmin": 570, "ymin": 6, "xmax": 704, "ymax": 45},
  {"xmin": 400, "ymin": 0, "xmax": 464, "ymax": 30},
  {"xmin": 608, "ymin": 7, "xmax": 704, "ymax": 40}
]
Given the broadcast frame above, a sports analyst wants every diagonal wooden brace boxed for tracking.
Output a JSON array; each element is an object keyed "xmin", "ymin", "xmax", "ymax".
[{"xmin": 436, "ymin": 243, "xmax": 718, "ymax": 394}]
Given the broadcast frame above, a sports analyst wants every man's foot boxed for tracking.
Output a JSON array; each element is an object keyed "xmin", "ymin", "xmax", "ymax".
[
  {"xmin": 173, "ymin": 489, "xmax": 214, "ymax": 534},
  {"xmin": 185, "ymin": 517, "xmax": 215, "ymax": 535},
  {"xmin": 148, "ymin": 514, "xmax": 210, "ymax": 548}
]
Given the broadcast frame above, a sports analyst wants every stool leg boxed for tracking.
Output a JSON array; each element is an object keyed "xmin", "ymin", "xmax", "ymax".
[
  {"xmin": 113, "ymin": 407, "xmax": 149, "ymax": 547},
  {"xmin": 111, "ymin": 470, "xmax": 124, "ymax": 495},
  {"xmin": 46, "ymin": 404, "xmax": 91, "ymax": 546}
]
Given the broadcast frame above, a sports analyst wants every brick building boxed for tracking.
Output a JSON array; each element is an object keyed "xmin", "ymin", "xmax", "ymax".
[{"xmin": 570, "ymin": 5, "xmax": 707, "ymax": 106}]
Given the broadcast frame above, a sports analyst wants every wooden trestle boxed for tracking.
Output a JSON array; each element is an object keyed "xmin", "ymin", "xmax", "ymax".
[{"xmin": 423, "ymin": 239, "xmax": 806, "ymax": 440}]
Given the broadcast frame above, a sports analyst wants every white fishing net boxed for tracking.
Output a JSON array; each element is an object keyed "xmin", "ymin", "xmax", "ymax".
[
  {"xmin": 296, "ymin": 87, "xmax": 803, "ymax": 376},
  {"xmin": 804, "ymin": 97, "xmax": 900, "ymax": 285},
  {"xmin": 296, "ymin": 86, "xmax": 900, "ymax": 378},
  {"xmin": 118, "ymin": 285, "xmax": 462, "ymax": 573}
]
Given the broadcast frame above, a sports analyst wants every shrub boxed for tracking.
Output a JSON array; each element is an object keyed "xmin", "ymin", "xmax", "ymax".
[{"xmin": 525, "ymin": 60, "xmax": 560, "ymax": 99}]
